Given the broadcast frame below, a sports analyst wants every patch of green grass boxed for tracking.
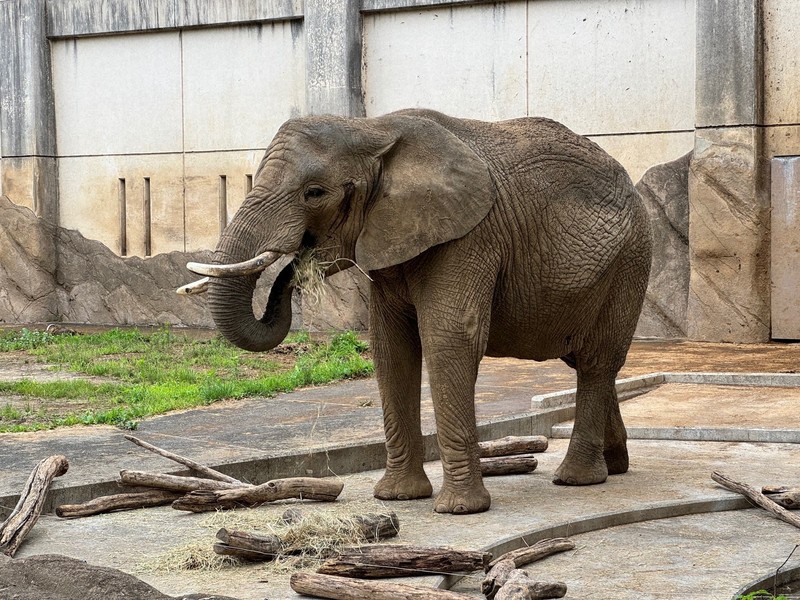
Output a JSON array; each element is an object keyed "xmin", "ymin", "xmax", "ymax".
[
  {"xmin": 0, "ymin": 328, "xmax": 372, "ymax": 433},
  {"xmin": 736, "ymin": 591, "xmax": 789, "ymax": 600},
  {"xmin": 0, "ymin": 328, "xmax": 56, "ymax": 351}
]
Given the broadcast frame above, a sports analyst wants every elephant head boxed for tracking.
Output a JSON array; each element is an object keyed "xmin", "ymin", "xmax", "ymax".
[{"xmin": 185, "ymin": 114, "xmax": 495, "ymax": 352}]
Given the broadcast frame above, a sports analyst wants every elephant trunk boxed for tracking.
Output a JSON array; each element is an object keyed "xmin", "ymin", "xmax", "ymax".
[
  {"xmin": 206, "ymin": 262, "xmax": 295, "ymax": 352},
  {"xmin": 204, "ymin": 209, "xmax": 298, "ymax": 352}
]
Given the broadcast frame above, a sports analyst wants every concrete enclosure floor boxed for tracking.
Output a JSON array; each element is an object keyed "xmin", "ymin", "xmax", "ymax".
[{"xmin": 1, "ymin": 339, "xmax": 800, "ymax": 598}]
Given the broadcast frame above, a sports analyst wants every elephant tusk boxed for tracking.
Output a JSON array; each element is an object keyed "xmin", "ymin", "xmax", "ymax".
[
  {"xmin": 176, "ymin": 277, "xmax": 210, "ymax": 295},
  {"xmin": 186, "ymin": 250, "xmax": 283, "ymax": 278}
]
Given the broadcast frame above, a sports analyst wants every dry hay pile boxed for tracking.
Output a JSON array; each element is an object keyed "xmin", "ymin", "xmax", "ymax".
[{"xmin": 143, "ymin": 503, "xmax": 393, "ymax": 574}]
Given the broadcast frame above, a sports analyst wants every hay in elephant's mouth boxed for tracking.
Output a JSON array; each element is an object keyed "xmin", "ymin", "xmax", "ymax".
[{"xmin": 291, "ymin": 249, "xmax": 328, "ymax": 305}]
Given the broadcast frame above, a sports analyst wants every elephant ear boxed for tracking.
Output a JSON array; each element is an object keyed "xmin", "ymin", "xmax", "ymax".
[{"xmin": 355, "ymin": 114, "xmax": 495, "ymax": 272}]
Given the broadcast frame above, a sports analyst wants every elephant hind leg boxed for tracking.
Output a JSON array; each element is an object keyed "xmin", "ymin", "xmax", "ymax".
[
  {"xmin": 553, "ymin": 367, "xmax": 613, "ymax": 486},
  {"xmin": 603, "ymin": 387, "xmax": 629, "ymax": 475}
]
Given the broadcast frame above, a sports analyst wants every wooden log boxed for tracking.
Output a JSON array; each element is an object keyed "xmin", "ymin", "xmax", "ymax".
[
  {"xmin": 487, "ymin": 538, "xmax": 575, "ymax": 570},
  {"xmin": 317, "ymin": 544, "xmax": 490, "ymax": 578},
  {"xmin": 712, "ymin": 471, "xmax": 800, "ymax": 530},
  {"xmin": 480, "ymin": 455, "xmax": 538, "ymax": 477},
  {"xmin": 479, "ymin": 436, "xmax": 548, "ymax": 458},
  {"xmin": 0, "ymin": 455, "xmax": 69, "ymax": 557},
  {"xmin": 118, "ymin": 470, "xmax": 242, "ymax": 492},
  {"xmin": 123, "ymin": 435, "xmax": 244, "ymax": 485},
  {"xmin": 213, "ymin": 528, "xmax": 283, "ymax": 561},
  {"xmin": 495, "ymin": 570, "xmax": 567, "ymax": 600},
  {"xmin": 763, "ymin": 484, "xmax": 800, "ymax": 509},
  {"xmin": 483, "ymin": 559, "xmax": 516, "ymax": 598},
  {"xmin": 351, "ymin": 512, "xmax": 400, "ymax": 542},
  {"xmin": 762, "ymin": 485, "xmax": 794, "ymax": 495},
  {"xmin": 765, "ymin": 491, "xmax": 800, "ymax": 510},
  {"xmin": 290, "ymin": 572, "xmax": 476, "ymax": 599},
  {"xmin": 172, "ymin": 477, "xmax": 344, "ymax": 512},
  {"xmin": 56, "ymin": 490, "xmax": 181, "ymax": 518}
]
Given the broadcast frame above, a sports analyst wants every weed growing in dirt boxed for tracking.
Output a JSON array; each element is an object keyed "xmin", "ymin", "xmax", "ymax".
[
  {"xmin": 0, "ymin": 328, "xmax": 372, "ymax": 432},
  {"xmin": 736, "ymin": 591, "xmax": 789, "ymax": 600}
]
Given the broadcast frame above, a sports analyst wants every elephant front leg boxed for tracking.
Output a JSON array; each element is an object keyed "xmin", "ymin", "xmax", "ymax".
[
  {"xmin": 424, "ymin": 346, "xmax": 490, "ymax": 514},
  {"xmin": 371, "ymin": 297, "xmax": 432, "ymax": 502}
]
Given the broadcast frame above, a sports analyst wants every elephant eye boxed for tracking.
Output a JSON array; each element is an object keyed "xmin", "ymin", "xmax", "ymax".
[{"xmin": 304, "ymin": 186, "xmax": 326, "ymax": 200}]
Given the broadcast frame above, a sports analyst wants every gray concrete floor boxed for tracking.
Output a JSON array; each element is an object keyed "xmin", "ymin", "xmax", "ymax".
[{"xmin": 3, "ymin": 340, "xmax": 800, "ymax": 599}]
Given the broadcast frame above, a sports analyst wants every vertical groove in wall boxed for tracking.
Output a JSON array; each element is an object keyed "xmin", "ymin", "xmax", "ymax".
[
  {"xmin": 118, "ymin": 178, "xmax": 127, "ymax": 256},
  {"xmin": 245, "ymin": 174, "xmax": 253, "ymax": 195},
  {"xmin": 143, "ymin": 176, "xmax": 151, "ymax": 257},
  {"xmin": 525, "ymin": 0, "xmax": 530, "ymax": 117},
  {"xmin": 219, "ymin": 175, "xmax": 228, "ymax": 234},
  {"xmin": 179, "ymin": 30, "xmax": 187, "ymax": 252}
]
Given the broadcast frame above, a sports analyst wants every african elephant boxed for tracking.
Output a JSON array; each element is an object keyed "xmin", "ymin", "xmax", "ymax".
[{"xmin": 183, "ymin": 108, "xmax": 652, "ymax": 514}]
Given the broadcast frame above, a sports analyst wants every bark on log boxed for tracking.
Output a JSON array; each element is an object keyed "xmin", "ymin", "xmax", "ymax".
[
  {"xmin": 213, "ymin": 528, "xmax": 282, "ymax": 561},
  {"xmin": 479, "ymin": 436, "xmax": 548, "ymax": 458},
  {"xmin": 487, "ymin": 538, "xmax": 575, "ymax": 570},
  {"xmin": 123, "ymin": 435, "xmax": 243, "ymax": 484},
  {"xmin": 56, "ymin": 490, "xmax": 181, "ymax": 518},
  {"xmin": 765, "ymin": 491, "xmax": 800, "ymax": 510},
  {"xmin": 118, "ymin": 470, "xmax": 242, "ymax": 492},
  {"xmin": 317, "ymin": 544, "xmax": 490, "ymax": 578},
  {"xmin": 172, "ymin": 477, "xmax": 344, "ymax": 512},
  {"xmin": 712, "ymin": 471, "xmax": 800, "ymax": 530},
  {"xmin": 494, "ymin": 570, "xmax": 567, "ymax": 600},
  {"xmin": 290, "ymin": 572, "xmax": 476, "ymax": 599},
  {"xmin": 762, "ymin": 485, "xmax": 794, "ymax": 495},
  {"xmin": 0, "ymin": 455, "xmax": 69, "ymax": 557},
  {"xmin": 483, "ymin": 559, "xmax": 516, "ymax": 598},
  {"xmin": 350, "ymin": 512, "xmax": 400, "ymax": 542},
  {"xmin": 480, "ymin": 455, "xmax": 538, "ymax": 476}
]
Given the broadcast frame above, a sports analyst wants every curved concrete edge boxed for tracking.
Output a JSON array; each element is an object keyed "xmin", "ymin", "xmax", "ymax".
[
  {"xmin": 532, "ymin": 372, "xmax": 800, "ymax": 409},
  {"xmin": 435, "ymin": 495, "xmax": 752, "ymax": 591},
  {"xmin": 0, "ymin": 406, "xmax": 576, "ymax": 519},
  {"xmin": 735, "ymin": 564, "xmax": 800, "ymax": 599}
]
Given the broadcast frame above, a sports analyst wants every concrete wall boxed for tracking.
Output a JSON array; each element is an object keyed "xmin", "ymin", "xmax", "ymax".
[
  {"xmin": 363, "ymin": 0, "xmax": 696, "ymax": 182},
  {"xmin": 1, "ymin": 0, "xmax": 798, "ymax": 341},
  {"xmin": 52, "ymin": 23, "xmax": 305, "ymax": 256}
]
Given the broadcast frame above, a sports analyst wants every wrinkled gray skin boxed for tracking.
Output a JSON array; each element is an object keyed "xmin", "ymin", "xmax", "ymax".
[{"xmin": 206, "ymin": 109, "xmax": 652, "ymax": 514}]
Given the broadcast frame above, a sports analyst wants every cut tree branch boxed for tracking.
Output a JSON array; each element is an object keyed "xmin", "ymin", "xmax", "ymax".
[
  {"xmin": 56, "ymin": 490, "xmax": 181, "ymax": 518},
  {"xmin": 118, "ymin": 470, "xmax": 242, "ymax": 492},
  {"xmin": 172, "ymin": 477, "xmax": 344, "ymax": 512},
  {"xmin": 486, "ymin": 538, "xmax": 575, "ymax": 570},
  {"xmin": 481, "ymin": 455, "xmax": 538, "ymax": 476},
  {"xmin": 123, "ymin": 435, "xmax": 243, "ymax": 484},
  {"xmin": 1, "ymin": 455, "xmax": 69, "ymax": 556},
  {"xmin": 317, "ymin": 544, "xmax": 490, "ymax": 578},
  {"xmin": 290, "ymin": 572, "xmax": 476, "ymax": 599},
  {"xmin": 479, "ymin": 436, "xmax": 548, "ymax": 457},
  {"xmin": 711, "ymin": 471, "xmax": 800, "ymax": 530}
]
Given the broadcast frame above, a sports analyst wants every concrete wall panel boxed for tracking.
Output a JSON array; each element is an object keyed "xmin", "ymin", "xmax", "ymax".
[
  {"xmin": 363, "ymin": 3, "xmax": 527, "ymax": 119},
  {"xmin": 589, "ymin": 131, "xmax": 695, "ymax": 184},
  {"xmin": 52, "ymin": 33, "xmax": 183, "ymax": 156},
  {"xmin": 183, "ymin": 151, "xmax": 265, "ymax": 252},
  {"xmin": 528, "ymin": 0, "xmax": 695, "ymax": 135},
  {"xmin": 182, "ymin": 22, "xmax": 305, "ymax": 151},
  {"xmin": 58, "ymin": 154, "xmax": 184, "ymax": 256},
  {"xmin": 764, "ymin": 0, "xmax": 800, "ymax": 126}
]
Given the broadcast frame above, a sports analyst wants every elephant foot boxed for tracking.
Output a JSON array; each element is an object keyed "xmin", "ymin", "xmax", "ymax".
[
  {"xmin": 553, "ymin": 454, "xmax": 608, "ymax": 486},
  {"xmin": 434, "ymin": 482, "xmax": 491, "ymax": 514},
  {"xmin": 604, "ymin": 444, "xmax": 629, "ymax": 475},
  {"xmin": 374, "ymin": 469, "xmax": 433, "ymax": 501}
]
